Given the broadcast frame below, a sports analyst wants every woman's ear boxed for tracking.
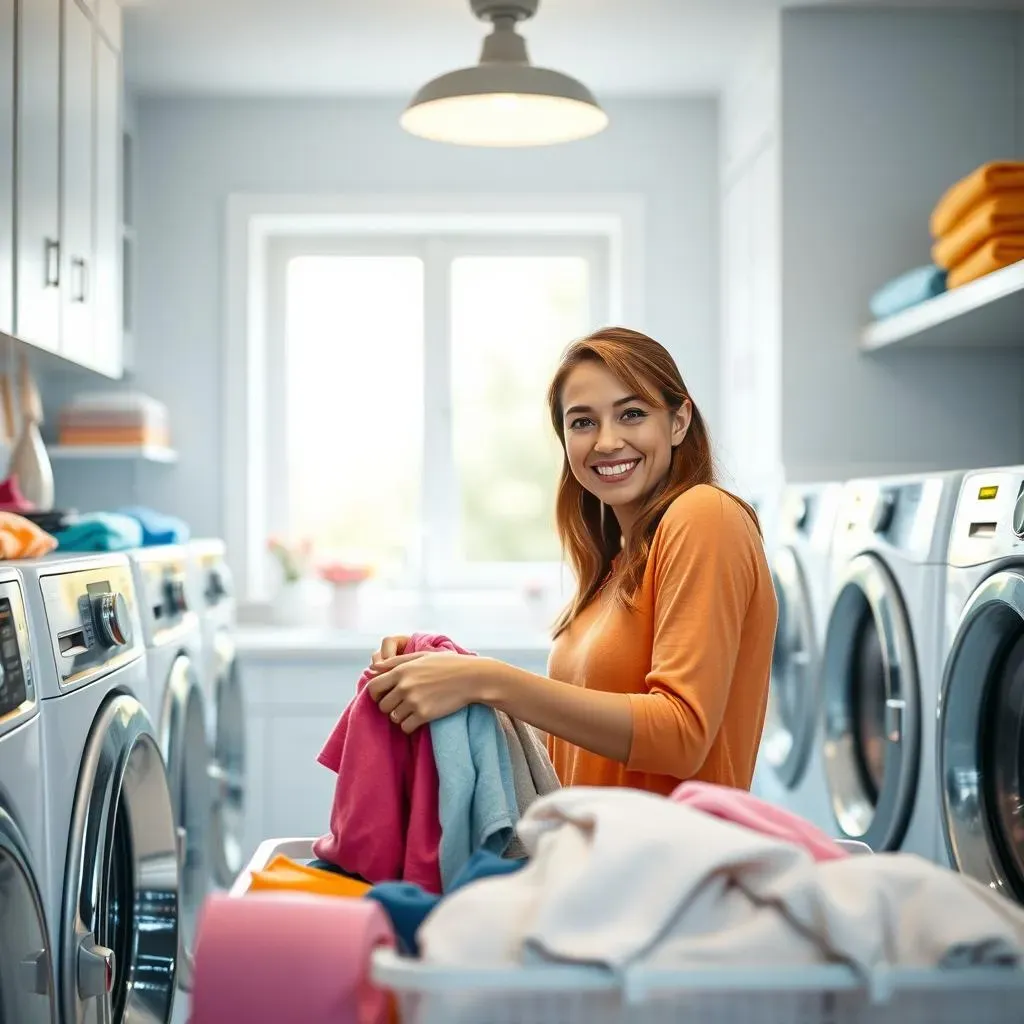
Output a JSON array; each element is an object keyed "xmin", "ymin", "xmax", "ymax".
[{"xmin": 671, "ymin": 399, "xmax": 692, "ymax": 448}]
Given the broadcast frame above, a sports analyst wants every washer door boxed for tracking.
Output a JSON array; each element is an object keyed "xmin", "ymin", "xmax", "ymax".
[
  {"xmin": 61, "ymin": 693, "xmax": 179, "ymax": 1024},
  {"xmin": 208, "ymin": 630, "xmax": 246, "ymax": 888},
  {"xmin": 159, "ymin": 654, "xmax": 211, "ymax": 993},
  {"xmin": 940, "ymin": 569, "xmax": 1024, "ymax": 901},
  {"xmin": 763, "ymin": 546, "xmax": 819, "ymax": 787},
  {"xmin": 821, "ymin": 552, "xmax": 920, "ymax": 849},
  {"xmin": 0, "ymin": 807, "xmax": 57, "ymax": 1024}
]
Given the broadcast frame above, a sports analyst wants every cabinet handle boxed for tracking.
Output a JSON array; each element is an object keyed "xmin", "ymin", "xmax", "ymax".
[
  {"xmin": 45, "ymin": 239, "xmax": 60, "ymax": 287},
  {"xmin": 71, "ymin": 257, "xmax": 88, "ymax": 303}
]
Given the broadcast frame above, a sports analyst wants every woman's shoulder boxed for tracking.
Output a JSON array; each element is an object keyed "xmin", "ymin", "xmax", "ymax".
[{"xmin": 657, "ymin": 484, "xmax": 758, "ymax": 538}]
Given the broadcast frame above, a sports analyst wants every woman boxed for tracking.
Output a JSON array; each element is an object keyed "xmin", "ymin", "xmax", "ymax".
[{"xmin": 367, "ymin": 327, "xmax": 777, "ymax": 795}]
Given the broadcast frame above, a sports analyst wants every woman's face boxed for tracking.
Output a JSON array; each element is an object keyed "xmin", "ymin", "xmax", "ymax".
[{"xmin": 560, "ymin": 360, "xmax": 690, "ymax": 525}]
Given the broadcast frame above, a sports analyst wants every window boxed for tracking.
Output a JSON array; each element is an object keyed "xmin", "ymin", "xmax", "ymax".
[{"xmin": 266, "ymin": 234, "xmax": 609, "ymax": 590}]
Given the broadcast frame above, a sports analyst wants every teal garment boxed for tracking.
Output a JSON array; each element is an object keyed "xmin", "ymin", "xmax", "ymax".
[
  {"xmin": 52, "ymin": 512, "xmax": 143, "ymax": 552},
  {"xmin": 429, "ymin": 704, "xmax": 520, "ymax": 891},
  {"xmin": 869, "ymin": 264, "xmax": 946, "ymax": 319}
]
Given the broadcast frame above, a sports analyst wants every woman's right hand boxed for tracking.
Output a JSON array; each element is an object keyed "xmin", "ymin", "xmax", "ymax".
[{"xmin": 371, "ymin": 635, "xmax": 412, "ymax": 666}]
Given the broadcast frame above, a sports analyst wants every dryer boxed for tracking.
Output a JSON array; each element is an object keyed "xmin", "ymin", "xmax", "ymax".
[
  {"xmin": 939, "ymin": 466, "xmax": 1024, "ymax": 894},
  {"xmin": 186, "ymin": 539, "xmax": 247, "ymax": 889},
  {"xmin": 128, "ymin": 545, "xmax": 211, "ymax": 1018},
  {"xmin": 22, "ymin": 553, "xmax": 180, "ymax": 1024},
  {"xmin": 753, "ymin": 482, "xmax": 843, "ymax": 833},
  {"xmin": 819, "ymin": 471, "xmax": 963, "ymax": 858},
  {"xmin": 0, "ymin": 568, "xmax": 58, "ymax": 1024}
]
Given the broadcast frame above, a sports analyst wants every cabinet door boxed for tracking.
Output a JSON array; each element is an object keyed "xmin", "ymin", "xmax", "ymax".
[
  {"xmin": 0, "ymin": 0, "xmax": 14, "ymax": 336},
  {"xmin": 93, "ymin": 34, "xmax": 121, "ymax": 376},
  {"xmin": 15, "ymin": 0, "xmax": 62, "ymax": 351},
  {"xmin": 60, "ymin": 0, "xmax": 94, "ymax": 367}
]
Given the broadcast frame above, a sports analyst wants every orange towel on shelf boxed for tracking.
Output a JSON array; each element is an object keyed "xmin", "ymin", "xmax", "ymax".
[
  {"xmin": 932, "ymin": 191, "xmax": 1024, "ymax": 269},
  {"xmin": 247, "ymin": 854, "xmax": 371, "ymax": 898},
  {"xmin": 930, "ymin": 161, "xmax": 1024, "ymax": 238},
  {"xmin": 0, "ymin": 512, "xmax": 57, "ymax": 559},
  {"xmin": 946, "ymin": 235, "xmax": 1024, "ymax": 289}
]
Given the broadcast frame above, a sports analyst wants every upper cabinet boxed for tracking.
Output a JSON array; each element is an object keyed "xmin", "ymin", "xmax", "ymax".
[
  {"xmin": 12, "ymin": 0, "xmax": 123, "ymax": 377},
  {"xmin": 0, "ymin": 0, "xmax": 14, "ymax": 337}
]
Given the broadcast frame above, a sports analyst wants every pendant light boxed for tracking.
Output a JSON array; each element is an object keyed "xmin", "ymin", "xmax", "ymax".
[{"xmin": 401, "ymin": 0, "xmax": 608, "ymax": 148}]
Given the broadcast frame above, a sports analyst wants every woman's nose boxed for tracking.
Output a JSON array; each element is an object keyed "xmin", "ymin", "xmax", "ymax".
[{"xmin": 594, "ymin": 421, "xmax": 624, "ymax": 453}]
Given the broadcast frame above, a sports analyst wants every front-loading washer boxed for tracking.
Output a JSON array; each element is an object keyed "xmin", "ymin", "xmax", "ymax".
[
  {"xmin": 185, "ymin": 539, "xmax": 247, "ymax": 889},
  {"xmin": 753, "ymin": 482, "xmax": 844, "ymax": 834},
  {"xmin": 128, "ymin": 545, "xmax": 211, "ymax": 1020},
  {"xmin": 819, "ymin": 471, "xmax": 963, "ymax": 858},
  {"xmin": 0, "ymin": 567, "xmax": 59, "ymax": 1024},
  {"xmin": 20, "ymin": 552, "xmax": 180, "ymax": 1023},
  {"xmin": 939, "ymin": 466, "xmax": 1024, "ymax": 894}
]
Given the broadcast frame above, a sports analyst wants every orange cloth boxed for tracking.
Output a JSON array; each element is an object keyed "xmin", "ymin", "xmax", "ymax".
[
  {"xmin": 946, "ymin": 235, "xmax": 1024, "ymax": 289},
  {"xmin": 247, "ymin": 854, "xmax": 371, "ymax": 898},
  {"xmin": 547, "ymin": 485, "xmax": 777, "ymax": 796},
  {"xmin": 932, "ymin": 192, "xmax": 1024, "ymax": 269},
  {"xmin": 0, "ymin": 512, "xmax": 57, "ymax": 559},
  {"xmin": 930, "ymin": 161, "xmax": 1024, "ymax": 238}
]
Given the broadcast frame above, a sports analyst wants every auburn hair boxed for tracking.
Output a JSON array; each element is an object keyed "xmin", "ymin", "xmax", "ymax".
[{"xmin": 548, "ymin": 326, "xmax": 759, "ymax": 638}]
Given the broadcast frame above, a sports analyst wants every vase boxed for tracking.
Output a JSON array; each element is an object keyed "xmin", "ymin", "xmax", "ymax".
[
  {"xmin": 271, "ymin": 578, "xmax": 328, "ymax": 627},
  {"xmin": 329, "ymin": 582, "xmax": 363, "ymax": 630}
]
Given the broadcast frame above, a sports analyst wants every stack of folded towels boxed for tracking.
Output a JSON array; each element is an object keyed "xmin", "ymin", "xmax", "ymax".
[
  {"xmin": 931, "ymin": 160, "xmax": 1024, "ymax": 289},
  {"xmin": 58, "ymin": 391, "xmax": 171, "ymax": 449}
]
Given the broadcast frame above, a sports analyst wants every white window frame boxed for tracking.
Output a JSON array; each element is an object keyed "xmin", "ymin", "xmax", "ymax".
[{"xmin": 224, "ymin": 194, "xmax": 646, "ymax": 603}]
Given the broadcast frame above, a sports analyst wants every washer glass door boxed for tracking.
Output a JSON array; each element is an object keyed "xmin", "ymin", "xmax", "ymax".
[
  {"xmin": 0, "ymin": 809, "xmax": 56, "ymax": 1024},
  {"xmin": 941, "ymin": 569, "xmax": 1024, "ymax": 901},
  {"xmin": 62, "ymin": 693, "xmax": 179, "ymax": 1024},
  {"xmin": 821, "ymin": 552, "xmax": 920, "ymax": 849},
  {"xmin": 209, "ymin": 629, "xmax": 246, "ymax": 888}
]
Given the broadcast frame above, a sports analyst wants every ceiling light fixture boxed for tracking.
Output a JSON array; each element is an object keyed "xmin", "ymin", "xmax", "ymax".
[{"xmin": 400, "ymin": 0, "xmax": 608, "ymax": 148}]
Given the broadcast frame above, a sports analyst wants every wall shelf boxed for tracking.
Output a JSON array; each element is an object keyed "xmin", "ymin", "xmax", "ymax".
[
  {"xmin": 47, "ymin": 444, "xmax": 178, "ymax": 464},
  {"xmin": 860, "ymin": 260, "xmax": 1024, "ymax": 352}
]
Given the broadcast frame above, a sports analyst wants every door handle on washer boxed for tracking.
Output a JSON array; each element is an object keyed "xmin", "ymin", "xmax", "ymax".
[{"xmin": 885, "ymin": 698, "xmax": 906, "ymax": 743}]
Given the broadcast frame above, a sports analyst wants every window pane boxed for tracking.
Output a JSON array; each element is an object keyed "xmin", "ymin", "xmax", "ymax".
[
  {"xmin": 285, "ymin": 256, "xmax": 423, "ymax": 572},
  {"xmin": 450, "ymin": 256, "xmax": 593, "ymax": 563}
]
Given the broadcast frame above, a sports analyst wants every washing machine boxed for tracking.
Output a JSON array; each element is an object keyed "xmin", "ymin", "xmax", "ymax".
[
  {"xmin": 128, "ymin": 545, "xmax": 211, "ymax": 1018},
  {"xmin": 938, "ymin": 466, "xmax": 1024, "ymax": 895},
  {"xmin": 0, "ymin": 567, "xmax": 59, "ymax": 1024},
  {"xmin": 753, "ymin": 482, "xmax": 843, "ymax": 832},
  {"xmin": 21, "ymin": 552, "xmax": 180, "ymax": 1023},
  {"xmin": 186, "ymin": 539, "xmax": 246, "ymax": 889},
  {"xmin": 819, "ymin": 471, "xmax": 963, "ymax": 859}
]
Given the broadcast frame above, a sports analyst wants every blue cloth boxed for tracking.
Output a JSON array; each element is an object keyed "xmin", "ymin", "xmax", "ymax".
[
  {"xmin": 117, "ymin": 505, "xmax": 190, "ymax": 545},
  {"xmin": 429, "ymin": 704, "xmax": 520, "ymax": 891},
  {"xmin": 367, "ymin": 851, "xmax": 527, "ymax": 955},
  {"xmin": 52, "ymin": 512, "xmax": 143, "ymax": 552},
  {"xmin": 869, "ymin": 264, "xmax": 946, "ymax": 319}
]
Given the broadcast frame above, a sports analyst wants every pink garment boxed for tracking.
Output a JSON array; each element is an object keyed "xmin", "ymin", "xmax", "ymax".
[
  {"xmin": 190, "ymin": 892, "xmax": 394, "ymax": 1024},
  {"xmin": 670, "ymin": 780, "xmax": 849, "ymax": 862},
  {"xmin": 313, "ymin": 633, "xmax": 458, "ymax": 893},
  {"xmin": 0, "ymin": 474, "xmax": 35, "ymax": 514}
]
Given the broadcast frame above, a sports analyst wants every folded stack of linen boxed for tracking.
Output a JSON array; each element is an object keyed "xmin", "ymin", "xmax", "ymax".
[
  {"xmin": 57, "ymin": 391, "xmax": 171, "ymax": 448},
  {"xmin": 931, "ymin": 160, "xmax": 1024, "ymax": 289}
]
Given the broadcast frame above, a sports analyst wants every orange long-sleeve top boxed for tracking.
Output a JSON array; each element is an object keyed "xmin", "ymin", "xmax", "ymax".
[{"xmin": 547, "ymin": 484, "xmax": 778, "ymax": 796}]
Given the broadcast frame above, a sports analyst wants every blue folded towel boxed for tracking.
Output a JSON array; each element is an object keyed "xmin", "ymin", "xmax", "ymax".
[
  {"xmin": 52, "ymin": 512, "xmax": 144, "ymax": 552},
  {"xmin": 869, "ymin": 264, "xmax": 946, "ymax": 320},
  {"xmin": 117, "ymin": 505, "xmax": 191, "ymax": 546}
]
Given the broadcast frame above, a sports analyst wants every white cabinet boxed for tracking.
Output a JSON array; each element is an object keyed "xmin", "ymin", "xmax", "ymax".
[
  {"xmin": 0, "ymin": 0, "xmax": 14, "ymax": 336},
  {"xmin": 15, "ymin": 0, "xmax": 61, "ymax": 353},
  {"xmin": 93, "ymin": 34, "xmax": 121, "ymax": 376}
]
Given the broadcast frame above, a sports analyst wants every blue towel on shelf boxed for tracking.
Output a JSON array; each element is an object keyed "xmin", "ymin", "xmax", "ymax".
[
  {"xmin": 367, "ymin": 851, "xmax": 527, "ymax": 956},
  {"xmin": 429, "ymin": 704, "xmax": 521, "ymax": 891},
  {"xmin": 117, "ymin": 505, "xmax": 190, "ymax": 546},
  {"xmin": 869, "ymin": 264, "xmax": 947, "ymax": 320},
  {"xmin": 52, "ymin": 512, "xmax": 143, "ymax": 552}
]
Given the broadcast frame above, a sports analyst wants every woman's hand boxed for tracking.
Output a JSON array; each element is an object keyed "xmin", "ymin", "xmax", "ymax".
[
  {"xmin": 366, "ymin": 652, "xmax": 496, "ymax": 734},
  {"xmin": 370, "ymin": 635, "xmax": 412, "ymax": 665}
]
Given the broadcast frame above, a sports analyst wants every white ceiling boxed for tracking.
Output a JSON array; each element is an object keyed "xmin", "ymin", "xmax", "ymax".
[{"xmin": 123, "ymin": 0, "xmax": 1024, "ymax": 99}]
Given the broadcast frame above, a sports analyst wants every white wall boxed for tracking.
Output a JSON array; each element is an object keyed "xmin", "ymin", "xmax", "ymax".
[{"xmin": 69, "ymin": 96, "xmax": 719, "ymax": 540}]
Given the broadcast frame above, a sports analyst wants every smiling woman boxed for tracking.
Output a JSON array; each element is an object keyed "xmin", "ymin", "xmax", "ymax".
[{"xmin": 368, "ymin": 326, "xmax": 778, "ymax": 797}]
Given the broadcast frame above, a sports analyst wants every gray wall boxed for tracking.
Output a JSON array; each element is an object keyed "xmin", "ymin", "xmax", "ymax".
[{"xmin": 45, "ymin": 96, "xmax": 720, "ymax": 535}]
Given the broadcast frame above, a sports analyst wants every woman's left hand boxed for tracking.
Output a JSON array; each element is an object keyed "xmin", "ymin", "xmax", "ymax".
[{"xmin": 366, "ymin": 652, "xmax": 497, "ymax": 733}]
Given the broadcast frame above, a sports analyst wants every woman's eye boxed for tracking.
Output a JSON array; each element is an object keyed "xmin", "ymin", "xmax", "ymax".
[
  {"xmin": 569, "ymin": 417, "xmax": 594, "ymax": 430},
  {"xmin": 622, "ymin": 408, "xmax": 647, "ymax": 421}
]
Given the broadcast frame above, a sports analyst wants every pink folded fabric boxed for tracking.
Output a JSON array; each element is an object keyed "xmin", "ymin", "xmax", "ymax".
[
  {"xmin": 0, "ymin": 474, "xmax": 35, "ymax": 514},
  {"xmin": 190, "ymin": 892, "xmax": 395, "ymax": 1024},
  {"xmin": 670, "ymin": 780, "xmax": 849, "ymax": 862},
  {"xmin": 313, "ymin": 634, "xmax": 456, "ymax": 893}
]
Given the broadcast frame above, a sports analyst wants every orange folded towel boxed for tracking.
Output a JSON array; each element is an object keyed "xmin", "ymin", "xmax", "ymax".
[
  {"xmin": 930, "ymin": 161, "xmax": 1024, "ymax": 238},
  {"xmin": 932, "ymin": 192, "xmax": 1024, "ymax": 269},
  {"xmin": 946, "ymin": 235, "xmax": 1024, "ymax": 289},
  {"xmin": 246, "ymin": 854, "xmax": 371, "ymax": 898},
  {"xmin": 0, "ymin": 512, "xmax": 57, "ymax": 559}
]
